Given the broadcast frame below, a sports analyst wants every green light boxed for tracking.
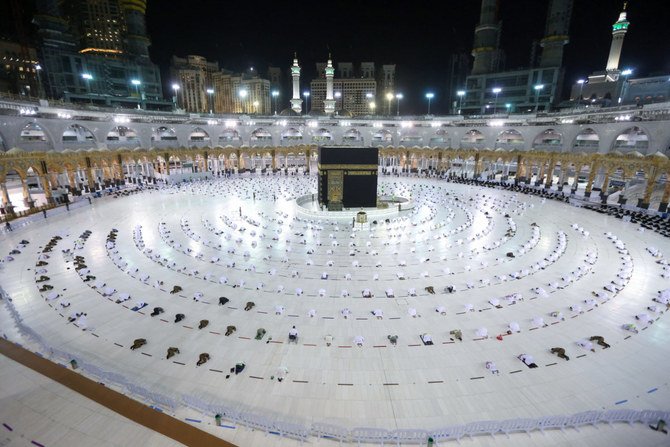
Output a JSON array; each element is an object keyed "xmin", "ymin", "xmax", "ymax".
[{"xmin": 613, "ymin": 22, "xmax": 629, "ymax": 31}]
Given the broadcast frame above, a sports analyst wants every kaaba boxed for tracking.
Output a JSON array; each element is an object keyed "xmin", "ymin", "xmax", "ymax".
[{"xmin": 317, "ymin": 146, "xmax": 378, "ymax": 210}]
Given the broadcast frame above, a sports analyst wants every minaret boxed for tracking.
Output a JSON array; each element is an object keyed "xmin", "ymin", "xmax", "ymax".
[
  {"xmin": 471, "ymin": 0, "xmax": 502, "ymax": 75},
  {"xmin": 539, "ymin": 0, "xmax": 573, "ymax": 68},
  {"xmin": 290, "ymin": 54, "xmax": 303, "ymax": 114},
  {"xmin": 119, "ymin": 0, "xmax": 150, "ymax": 62},
  {"xmin": 606, "ymin": 2, "xmax": 630, "ymax": 73},
  {"xmin": 323, "ymin": 55, "xmax": 336, "ymax": 114}
]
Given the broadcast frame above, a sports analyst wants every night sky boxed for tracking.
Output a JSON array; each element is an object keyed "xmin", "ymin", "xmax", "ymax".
[{"xmin": 4, "ymin": 0, "xmax": 670, "ymax": 114}]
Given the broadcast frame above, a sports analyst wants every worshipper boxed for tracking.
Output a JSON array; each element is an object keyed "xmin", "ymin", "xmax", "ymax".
[
  {"xmin": 550, "ymin": 311, "xmax": 565, "ymax": 321},
  {"xmin": 518, "ymin": 354, "xmax": 538, "ymax": 368},
  {"xmin": 408, "ymin": 308, "xmax": 418, "ymax": 318},
  {"xmin": 449, "ymin": 329, "xmax": 463, "ymax": 342},
  {"xmin": 488, "ymin": 298, "xmax": 502, "ymax": 309},
  {"xmin": 648, "ymin": 419, "xmax": 668, "ymax": 435},
  {"xmin": 275, "ymin": 366, "xmax": 289, "ymax": 382},
  {"xmin": 464, "ymin": 304, "xmax": 475, "ymax": 312},
  {"xmin": 485, "ymin": 361, "xmax": 499, "ymax": 375},
  {"xmin": 131, "ymin": 301, "xmax": 148, "ymax": 311},
  {"xmin": 174, "ymin": 313, "xmax": 185, "ymax": 323},
  {"xmin": 170, "ymin": 285, "xmax": 182, "ymax": 294},
  {"xmin": 435, "ymin": 306, "xmax": 447, "ymax": 315},
  {"xmin": 577, "ymin": 339, "xmax": 596, "ymax": 352},
  {"xmin": 193, "ymin": 292, "xmax": 204, "ymax": 302},
  {"xmin": 622, "ymin": 323, "xmax": 639, "ymax": 333},
  {"xmin": 166, "ymin": 347, "xmax": 180, "ymax": 359},
  {"xmin": 425, "ymin": 286, "xmax": 435, "ymax": 294},
  {"xmin": 255, "ymin": 328, "xmax": 267, "ymax": 340},
  {"xmin": 507, "ymin": 321, "xmax": 521, "ymax": 334},
  {"xmin": 324, "ymin": 334, "xmax": 334, "ymax": 347},
  {"xmin": 218, "ymin": 297, "xmax": 229, "ymax": 306},
  {"xmin": 150, "ymin": 307, "xmax": 164, "ymax": 317},
  {"xmin": 197, "ymin": 353, "xmax": 210, "ymax": 366},
  {"xmin": 275, "ymin": 305, "xmax": 285, "ymax": 315},
  {"xmin": 353, "ymin": 335, "xmax": 365, "ymax": 347},
  {"xmin": 225, "ymin": 325, "xmax": 236, "ymax": 336},
  {"xmin": 421, "ymin": 333, "xmax": 434, "ymax": 345},
  {"xmin": 288, "ymin": 326, "xmax": 298, "ymax": 343},
  {"xmin": 387, "ymin": 335, "xmax": 398, "ymax": 345},
  {"xmin": 531, "ymin": 316, "xmax": 548, "ymax": 328},
  {"xmin": 130, "ymin": 338, "xmax": 147, "ymax": 350},
  {"xmin": 372, "ymin": 309, "xmax": 383, "ymax": 320},
  {"xmin": 245, "ymin": 301, "xmax": 255, "ymax": 311},
  {"xmin": 550, "ymin": 347, "xmax": 570, "ymax": 361},
  {"xmin": 362, "ymin": 288, "xmax": 373, "ymax": 298},
  {"xmin": 198, "ymin": 320, "xmax": 209, "ymax": 330},
  {"xmin": 476, "ymin": 327, "xmax": 489, "ymax": 339},
  {"xmin": 341, "ymin": 308, "xmax": 351, "ymax": 319},
  {"xmin": 590, "ymin": 335, "xmax": 610, "ymax": 348},
  {"xmin": 635, "ymin": 313, "xmax": 653, "ymax": 325}
]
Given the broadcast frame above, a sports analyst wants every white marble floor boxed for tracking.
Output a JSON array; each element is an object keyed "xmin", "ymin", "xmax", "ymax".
[{"xmin": 1, "ymin": 174, "xmax": 669, "ymax": 446}]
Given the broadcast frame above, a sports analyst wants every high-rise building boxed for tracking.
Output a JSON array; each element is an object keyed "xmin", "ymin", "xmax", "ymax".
[
  {"xmin": 32, "ymin": 0, "xmax": 169, "ymax": 109},
  {"xmin": 463, "ymin": 0, "xmax": 572, "ymax": 114},
  {"xmin": 0, "ymin": 39, "xmax": 40, "ymax": 97},
  {"xmin": 171, "ymin": 54, "xmax": 271, "ymax": 115},
  {"xmin": 310, "ymin": 60, "xmax": 395, "ymax": 116}
]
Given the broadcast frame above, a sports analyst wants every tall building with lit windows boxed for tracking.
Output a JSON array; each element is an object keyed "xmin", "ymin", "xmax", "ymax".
[{"xmin": 32, "ymin": 0, "xmax": 169, "ymax": 109}]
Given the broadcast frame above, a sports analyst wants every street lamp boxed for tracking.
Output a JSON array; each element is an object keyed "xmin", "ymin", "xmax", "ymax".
[
  {"xmin": 533, "ymin": 84, "xmax": 544, "ymax": 113},
  {"xmin": 253, "ymin": 100, "xmax": 259, "ymax": 114},
  {"xmin": 35, "ymin": 64, "xmax": 43, "ymax": 99},
  {"xmin": 239, "ymin": 89, "xmax": 248, "ymax": 113},
  {"xmin": 131, "ymin": 79, "xmax": 141, "ymax": 109},
  {"xmin": 172, "ymin": 83, "xmax": 180, "ymax": 110},
  {"xmin": 577, "ymin": 79, "xmax": 585, "ymax": 102},
  {"xmin": 369, "ymin": 102, "xmax": 376, "ymax": 114},
  {"xmin": 395, "ymin": 93, "xmax": 403, "ymax": 116},
  {"xmin": 619, "ymin": 68, "xmax": 633, "ymax": 104},
  {"xmin": 82, "ymin": 73, "xmax": 93, "ymax": 104},
  {"xmin": 206, "ymin": 88, "xmax": 214, "ymax": 114},
  {"xmin": 425, "ymin": 92, "xmax": 434, "ymax": 115},
  {"xmin": 457, "ymin": 90, "xmax": 465, "ymax": 115},
  {"xmin": 492, "ymin": 87, "xmax": 502, "ymax": 114},
  {"xmin": 386, "ymin": 92, "xmax": 394, "ymax": 116},
  {"xmin": 303, "ymin": 91, "xmax": 310, "ymax": 114},
  {"xmin": 271, "ymin": 90, "xmax": 279, "ymax": 115},
  {"xmin": 334, "ymin": 91, "xmax": 342, "ymax": 112}
]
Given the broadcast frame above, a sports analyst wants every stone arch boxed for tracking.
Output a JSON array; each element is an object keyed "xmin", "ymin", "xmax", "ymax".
[
  {"xmin": 20, "ymin": 122, "xmax": 48, "ymax": 143},
  {"xmin": 219, "ymin": 128, "xmax": 241, "ymax": 144},
  {"xmin": 611, "ymin": 126, "xmax": 650, "ymax": 154},
  {"xmin": 152, "ymin": 126, "xmax": 177, "ymax": 142},
  {"xmin": 429, "ymin": 129, "xmax": 450, "ymax": 147},
  {"xmin": 311, "ymin": 128, "xmax": 332, "ymax": 143},
  {"xmin": 496, "ymin": 129, "xmax": 525, "ymax": 148},
  {"xmin": 399, "ymin": 129, "xmax": 423, "ymax": 146},
  {"xmin": 460, "ymin": 129, "xmax": 485, "ymax": 149},
  {"xmin": 188, "ymin": 127, "xmax": 210, "ymax": 143},
  {"xmin": 106, "ymin": 126, "xmax": 139, "ymax": 143},
  {"xmin": 251, "ymin": 127, "xmax": 272, "ymax": 142},
  {"xmin": 532, "ymin": 128, "xmax": 562, "ymax": 151},
  {"xmin": 62, "ymin": 124, "xmax": 96, "ymax": 144},
  {"xmin": 281, "ymin": 127, "xmax": 303, "ymax": 142},
  {"xmin": 343, "ymin": 128, "xmax": 362, "ymax": 144},
  {"xmin": 372, "ymin": 129, "xmax": 393, "ymax": 143},
  {"xmin": 572, "ymin": 128, "xmax": 600, "ymax": 152}
]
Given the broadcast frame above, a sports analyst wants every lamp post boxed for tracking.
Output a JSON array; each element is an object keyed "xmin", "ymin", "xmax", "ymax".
[
  {"xmin": 577, "ymin": 79, "xmax": 585, "ymax": 102},
  {"xmin": 35, "ymin": 64, "xmax": 43, "ymax": 99},
  {"xmin": 395, "ymin": 93, "xmax": 403, "ymax": 116},
  {"xmin": 386, "ymin": 93, "xmax": 394, "ymax": 116},
  {"xmin": 239, "ymin": 89, "xmax": 248, "ymax": 114},
  {"xmin": 271, "ymin": 90, "xmax": 279, "ymax": 115},
  {"xmin": 425, "ymin": 92, "xmax": 434, "ymax": 115},
  {"xmin": 533, "ymin": 84, "xmax": 544, "ymax": 113},
  {"xmin": 492, "ymin": 87, "xmax": 501, "ymax": 114},
  {"xmin": 131, "ymin": 79, "xmax": 141, "ymax": 109},
  {"xmin": 457, "ymin": 90, "xmax": 465, "ymax": 115},
  {"xmin": 172, "ymin": 84, "xmax": 180, "ymax": 110},
  {"xmin": 619, "ymin": 68, "xmax": 633, "ymax": 104},
  {"xmin": 206, "ymin": 88, "xmax": 215, "ymax": 114},
  {"xmin": 82, "ymin": 73, "xmax": 93, "ymax": 104},
  {"xmin": 303, "ymin": 91, "xmax": 310, "ymax": 114},
  {"xmin": 334, "ymin": 91, "xmax": 342, "ymax": 113}
]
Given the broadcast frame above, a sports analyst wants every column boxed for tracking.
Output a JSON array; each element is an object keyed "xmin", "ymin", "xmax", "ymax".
[
  {"xmin": 584, "ymin": 161, "xmax": 598, "ymax": 198},
  {"xmin": 1, "ymin": 181, "xmax": 14, "ymax": 215},
  {"xmin": 600, "ymin": 169, "xmax": 611, "ymax": 203},
  {"xmin": 658, "ymin": 176, "xmax": 670, "ymax": 212},
  {"xmin": 638, "ymin": 167, "xmax": 657, "ymax": 209},
  {"xmin": 39, "ymin": 175, "xmax": 54, "ymax": 205},
  {"xmin": 544, "ymin": 158, "xmax": 556, "ymax": 188},
  {"xmin": 22, "ymin": 178, "xmax": 35, "ymax": 209},
  {"xmin": 536, "ymin": 163, "xmax": 546, "ymax": 186}
]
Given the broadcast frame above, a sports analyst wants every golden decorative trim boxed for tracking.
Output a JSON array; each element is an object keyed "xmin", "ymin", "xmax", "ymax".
[{"xmin": 318, "ymin": 164, "xmax": 378, "ymax": 170}]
